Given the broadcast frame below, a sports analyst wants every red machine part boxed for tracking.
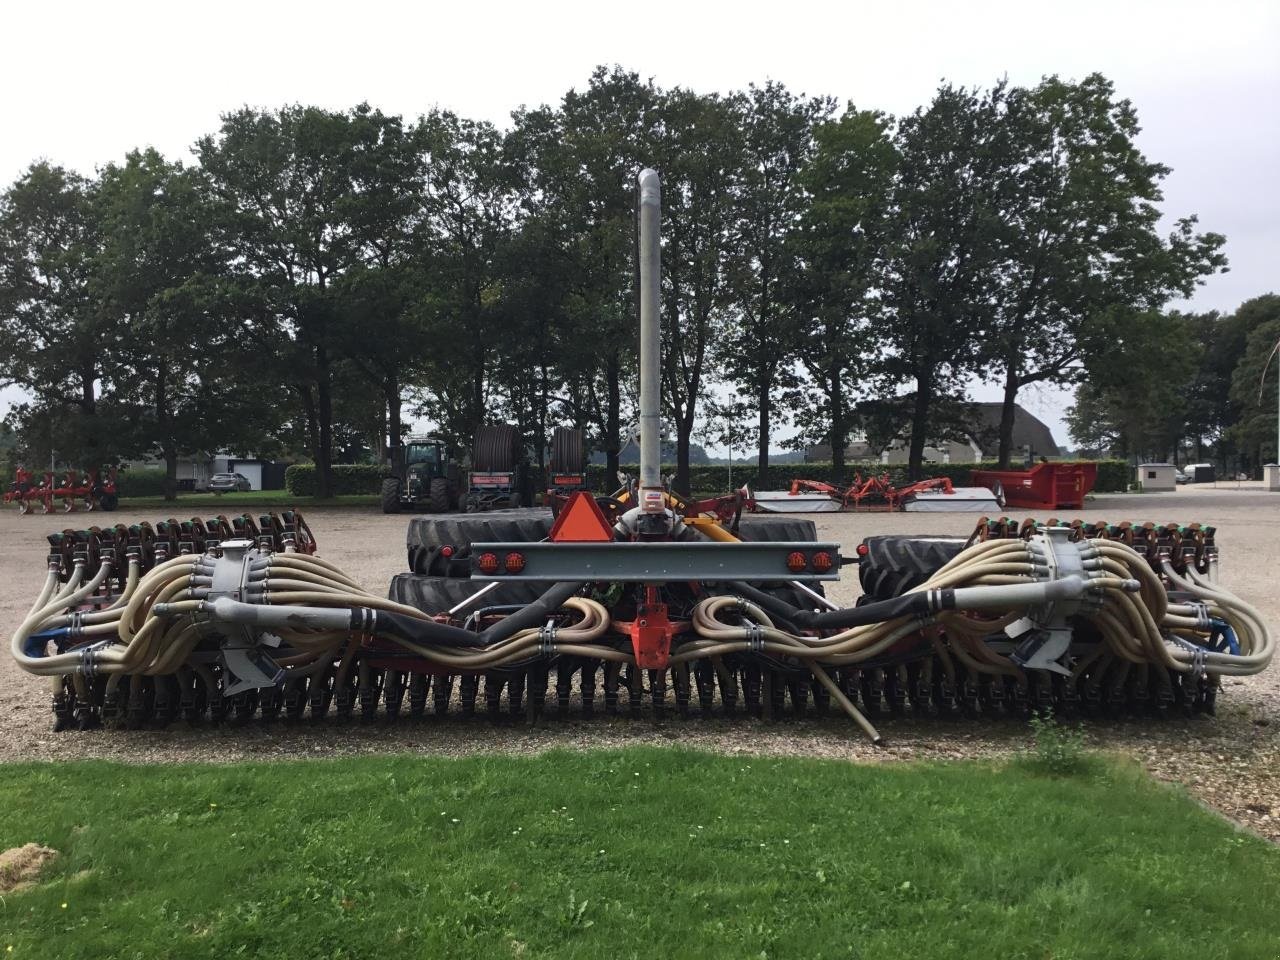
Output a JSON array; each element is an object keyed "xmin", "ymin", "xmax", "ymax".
[
  {"xmin": 619, "ymin": 585, "xmax": 686, "ymax": 669},
  {"xmin": 970, "ymin": 461, "xmax": 1098, "ymax": 511},
  {"xmin": 548, "ymin": 491, "xmax": 614, "ymax": 542},
  {"xmin": 7, "ymin": 467, "xmax": 117, "ymax": 514},
  {"xmin": 892, "ymin": 476, "xmax": 954, "ymax": 499},
  {"xmin": 774, "ymin": 474, "xmax": 960, "ymax": 513}
]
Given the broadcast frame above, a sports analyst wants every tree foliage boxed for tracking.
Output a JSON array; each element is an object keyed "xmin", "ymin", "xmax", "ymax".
[
  {"xmin": 0, "ymin": 67, "xmax": 1249, "ymax": 497},
  {"xmin": 981, "ymin": 75, "xmax": 1226, "ymax": 466}
]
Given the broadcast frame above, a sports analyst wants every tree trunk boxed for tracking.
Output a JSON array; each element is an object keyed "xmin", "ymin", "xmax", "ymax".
[
  {"xmin": 298, "ymin": 385, "xmax": 319, "ymax": 466},
  {"xmin": 384, "ymin": 375, "xmax": 401, "ymax": 458},
  {"xmin": 315, "ymin": 343, "xmax": 334, "ymax": 499},
  {"xmin": 152, "ymin": 366, "xmax": 179, "ymax": 502},
  {"xmin": 605, "ymin": 351, "xmax": 621, "ymax": 485},
  {"xmin": 756, "ymin": 376, "xmax": 771, "ymax": 488},
  {"xmin": 536, "ymin": 362, "xmax": 549, "ymax": 475},
  {"xmin": 78, "ymin": 364, "xmax": 99, "ymax": 464},
  {"xmin": 829, "ymin": 366, "xmax": 846, "ymax": 480},
  {"xmin": 163, "ymin": 447, "xmax": 178, "ymax": 502},
  {"xmin": 907, "ymin": 368, "xmax": 935, "ymax": 481},
  {"xmin": 79, "ymin": 364, "xmax": 97, "ymax": 415},
  {"xmin": 996, "ymin": 363, "xmax": 1020, "ymax": 469},
  {"xmin": 674, "ymin": 415, "xmax": 693, "ymax": 496}
]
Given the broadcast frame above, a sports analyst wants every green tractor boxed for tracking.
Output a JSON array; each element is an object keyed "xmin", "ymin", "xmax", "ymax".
[{"xmin": 381, "ymin": 435, "xmax": 463, "ymax": 514}]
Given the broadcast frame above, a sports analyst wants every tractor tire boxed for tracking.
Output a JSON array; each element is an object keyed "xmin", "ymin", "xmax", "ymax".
[
  {"xmin": 473, "ymin": 424, "xmax": 520, "ymax": 472},
  {"xmin": 380, "ymin": 478, "xmax": 401, "ymax": 514},
  {"xmin": 389, "ymin": 573, "xmax": 553, "ymax": 615},
  {"xmin": 98, "ymin": 493, "xmax": 119, "ymax": 512},
  {"xmin": 406, "ymin": 509, "xmax": 554, "ymax": 575},
  {"xmin": 426, "ymin": 477, "xmax": 452, "ymax": 513},
  {"xmin": 549, "ymin": 427, "xmax": 585, "ymax": 474},
  {"xmin": 734, "ymin": 516, "xmax": 818, "ymax": 543},
  {"xmin": 718, "ymin": 516, "xmax": 826, "ymax": 610},
  {"xmin": 856, "ymin": 535, "xmax": 967, "ymax": 604}
]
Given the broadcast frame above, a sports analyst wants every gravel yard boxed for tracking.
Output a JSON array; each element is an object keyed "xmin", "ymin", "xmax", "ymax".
[{"xmin": 1, "ymin": 484, "xmax": 1277, "ymax": 838}]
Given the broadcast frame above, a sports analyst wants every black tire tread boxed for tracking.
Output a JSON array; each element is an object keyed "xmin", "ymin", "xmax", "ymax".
[
  {"xmin": 389, "ymin": 573, "xmax": 550, "ymax": 614},
  {"xmin": 406, "ymin": 509, "xmax": 554, "ymax": 575},
  {"xmin": 856, "ymin": 535, "xmax": 966, "ymax": 603},
  {"xmin": 426, "ymin": 477, "xmax": 451, "ymax": 513},
  {"xmin": 380, "ymin": 478, "xmax": 401, "ymax": 514},
  {"xmin": 734, "ymin": 516, "xmax": 818, "ymax": 542}
]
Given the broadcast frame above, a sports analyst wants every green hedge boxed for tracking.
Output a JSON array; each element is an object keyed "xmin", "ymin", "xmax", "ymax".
[
  {"xmin": 586, "ymin": 460, "xmax": 1129, "ymax": 495},
  {"xmin": 284, "ymin": 463, "xmax": 385, "ymax": 497},
  {"xmin": 115, "ymin": 467, "xmax": 169, "ymax": 497}
]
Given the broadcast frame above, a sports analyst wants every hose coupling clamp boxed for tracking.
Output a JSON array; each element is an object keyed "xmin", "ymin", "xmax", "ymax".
[
  {"xmin": 744, "ymin": 622, "xmax": 765, "ymax": 653},
  {"xmin": 78, "ymin": 641, "xmax": 109, "ymax": 679},
  {"xmin": 1189, "ymin": 601, "xmax": 1212, "ymax": 632},
  {"xmin": 539, "ymin": 618, "xmax": 558, "ymax": 656},
  {"xmin": 1170, "ymin": 633, "xmax": 1209, "ymax": 680}
]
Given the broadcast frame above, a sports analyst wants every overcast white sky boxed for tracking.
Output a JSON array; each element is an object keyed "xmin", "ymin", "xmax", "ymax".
[{"xmin": 3, "ymin": 0, "xmax": 1277, "ymax": 452}]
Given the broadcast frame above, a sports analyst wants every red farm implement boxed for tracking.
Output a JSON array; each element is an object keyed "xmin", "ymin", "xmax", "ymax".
[
  {"xmin": 970, "ymin": 461, "xmax": 1098, "ymax": 511},
  {"xmin": 4, "ymin": 467, "xmax": 118, "ymax": 515},
  {"xmin": 754, "ymin": 475, "xmax": 969, "ymax": 513}
]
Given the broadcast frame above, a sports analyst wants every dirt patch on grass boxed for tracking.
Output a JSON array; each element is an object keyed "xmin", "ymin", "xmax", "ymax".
[{"xmin": 0, "ymin": 843, "xmax": 57, "ymax": 892}]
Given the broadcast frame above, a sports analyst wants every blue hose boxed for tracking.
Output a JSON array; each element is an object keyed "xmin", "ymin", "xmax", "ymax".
[
  {"xmin": 24, "ymin": 627, "xmax": 71, "ymax": 657},
  {"xmin": 1210, "ymin": 619, "xmax": 1239, "ymax": 656}
]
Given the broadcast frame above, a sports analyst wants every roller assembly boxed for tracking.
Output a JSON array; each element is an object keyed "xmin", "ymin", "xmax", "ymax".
[
  {"xmin": 9, "ymin": 505, "xmax": 1271, "ymax": 744},
  {"xmin": 7, "ymin": 169, "xmax": 1272, "ymax": 743}
]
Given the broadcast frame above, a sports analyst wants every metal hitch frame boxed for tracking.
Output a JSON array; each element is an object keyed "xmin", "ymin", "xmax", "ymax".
[{"xmin": 469, "ymin": 541, "xmax": 842, "ymax": 582}]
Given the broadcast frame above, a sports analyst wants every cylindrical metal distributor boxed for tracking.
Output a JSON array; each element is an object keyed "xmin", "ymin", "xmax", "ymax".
[{"xmin": 637, "ymin": 167, "xmax": 663, "ymax": 515}]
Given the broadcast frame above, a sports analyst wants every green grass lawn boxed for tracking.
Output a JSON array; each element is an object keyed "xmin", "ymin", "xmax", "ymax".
[
  {"xmin": 1, "ymin": 748, "xmax": 1277, "ymax": 960},
  {"xmin": 118, "ymin": 490, "xmax": 378, "ymax": 511}
]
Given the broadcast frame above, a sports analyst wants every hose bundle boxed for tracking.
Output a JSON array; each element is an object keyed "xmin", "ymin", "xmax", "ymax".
[{"xmin": 9, "ymin": 528, "xmax": 1273, "ymax": 743}]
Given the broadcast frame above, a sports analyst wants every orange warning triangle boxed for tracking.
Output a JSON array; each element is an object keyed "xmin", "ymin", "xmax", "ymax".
[{"xmin": 549, "ymin": 491, "xmax": 615, "ymax": 542}]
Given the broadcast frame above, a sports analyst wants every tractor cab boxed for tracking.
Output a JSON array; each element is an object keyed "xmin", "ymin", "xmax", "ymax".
[
  {"xmin": 382, "ymin": 436, "xmax": 462, "ymax": 514},
  {"xmin": 401, "ymin": 438, "xmax": 446, "ymax": 498},
  {"xmin": 404, "ymin": 439, "xmax": 445, "ymax": 476}
]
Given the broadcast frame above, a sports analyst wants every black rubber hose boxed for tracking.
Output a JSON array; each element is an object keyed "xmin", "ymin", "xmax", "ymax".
[
  {"xmin": 374, "ymin": 611, "xmax": 491, "ymax": 648},
  {"xmin": 374, "ymin": 580, "xmax": 586, "ymax": 649},
  {"xmin": 725, "ymin": 581, "xmax": 937, "ymax": 629},
  {"xmin": 480, "ymin": 580, "xmax": 586, "ymax": 644}
]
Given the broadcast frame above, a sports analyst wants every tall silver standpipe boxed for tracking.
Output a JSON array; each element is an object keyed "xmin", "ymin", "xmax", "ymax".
[{"xmin": 637, "ymin": 168, "xmax": 665, "ymax": 521}]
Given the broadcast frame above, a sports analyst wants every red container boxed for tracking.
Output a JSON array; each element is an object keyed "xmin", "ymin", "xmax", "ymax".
[{"xmin": 970, "ymin": 461, "xmax": 1098, "ymax": 511}]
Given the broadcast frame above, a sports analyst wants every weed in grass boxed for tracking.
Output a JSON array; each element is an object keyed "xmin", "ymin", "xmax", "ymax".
[
  {"xmin": 558, "ymin": 890, "xmax": 594, "ymax": 931},
  {"xmin": 1025, "ymin": 709, "xmax": 1091, "ymax": 775}
]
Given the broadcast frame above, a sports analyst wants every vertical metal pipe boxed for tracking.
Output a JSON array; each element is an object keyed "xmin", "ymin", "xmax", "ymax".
[{"xmin": 637, "ymin": 168, "xmax": 663, "ymax": 514}]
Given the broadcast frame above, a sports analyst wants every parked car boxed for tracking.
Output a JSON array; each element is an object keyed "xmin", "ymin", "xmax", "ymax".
[
  {"xmin": 208, "ymin": 472, "xmax": 252, "ymax": 493},
  {"xmin": 1174, "ymin": 469, "xmax": 1190, "ymax": 484}
]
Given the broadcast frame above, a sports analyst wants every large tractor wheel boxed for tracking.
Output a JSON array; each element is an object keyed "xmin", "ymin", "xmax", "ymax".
[
  {"xmin": 856, "ymin": 535, "xmax": 967, "ymax": 604},
  {"xmin": 549, "ymin": 427, "xmax": 585, "ymax": 474},
  {"xmin": 733, "ymin": 516, "xmax": 818, "ymax": 543},
  {"xmin": 406, "ymin": 509, "xmax": 554, "ymax": 575},
  {"xmin": 98, "ymin": 493, "xmax": 119, "ymax": 512},
  {"xmin": 389, "ymin": 573, "xmax": 548, "ymax": 614},
  {"xmin": 426, "ymin": 477, "xmax": 452, "ymax": 513},
  {"xmin": 731, "ymin": 515, "xmax": 824, "ymax": 607},
  {"xmin": 380, "ymin": 478, "xmax": 401, "ymax": 514},
  {"xmin": 473, "ymin": 424, "xmax": 520, "ymax": 472}
]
